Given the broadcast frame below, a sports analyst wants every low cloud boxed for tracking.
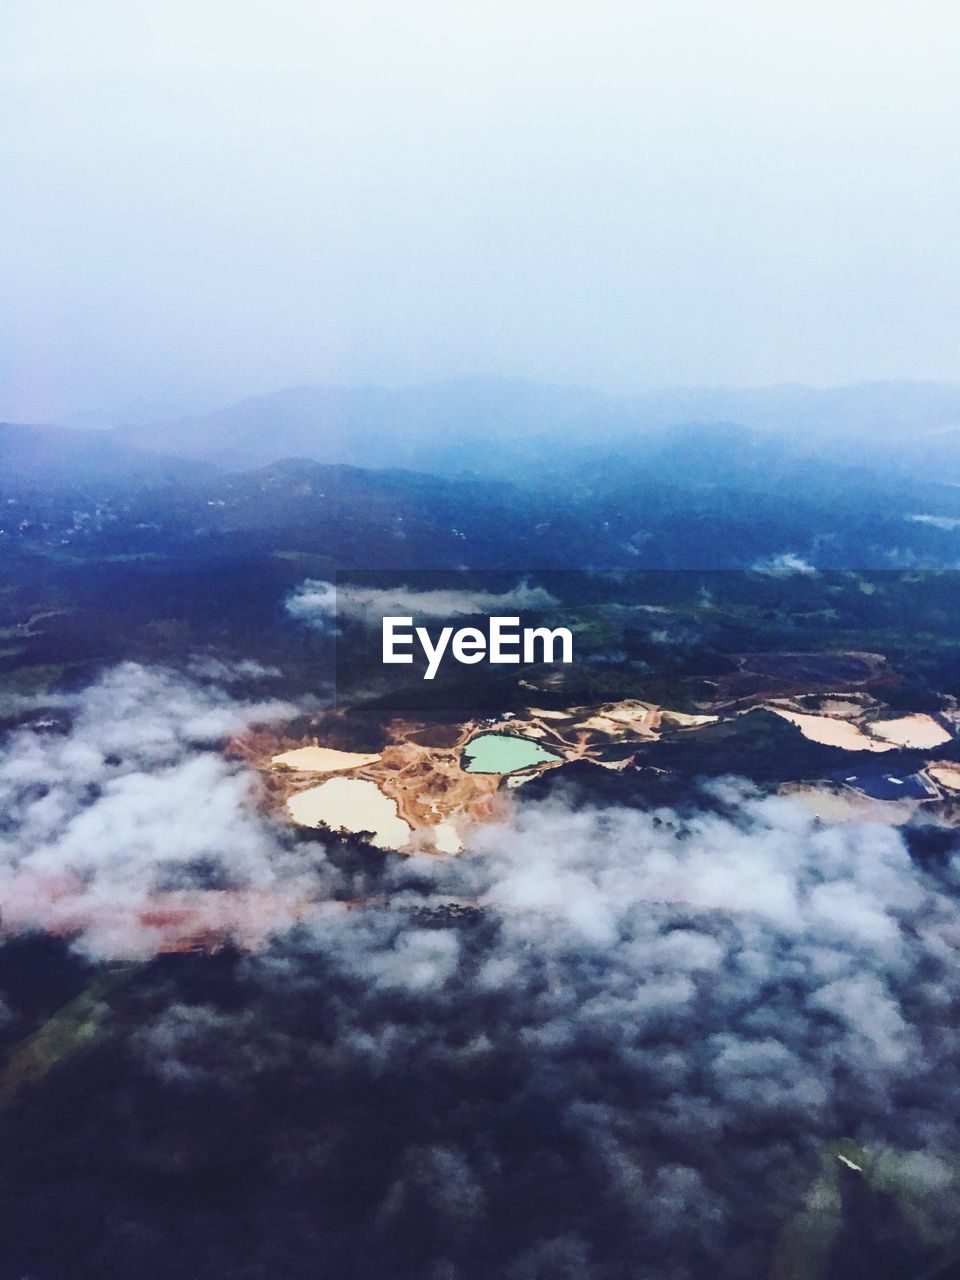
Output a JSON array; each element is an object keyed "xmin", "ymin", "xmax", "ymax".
[
  {"xmin": 101, "ymin": 779, "xmax": 960, "ymax": 1275},
  {"xmin": 286, "ymin": 579, "xmax": 559, "ymax": 632},
  {"xmin": 752, "ymin": 551, "xmax": 817, "ymax": 573},
  {"xmin": 907, "ymin": 514, "xmax": 960, "ymax": 532},
  {"xmin": 0, "ymin": 663, "xmax": 322, "ymax": 957},
  {"xmin": 185, "ymin": 656, "xmax": 282, "ymax": 682},
  {"xmin": 3, "ymin": 666, "xmax": 960, "ymax": 1274}
]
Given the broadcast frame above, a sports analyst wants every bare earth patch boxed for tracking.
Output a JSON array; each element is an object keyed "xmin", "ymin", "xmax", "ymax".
[{"xmin": 927, "ymin": 763, "xmax": 960, "ymax": 792}]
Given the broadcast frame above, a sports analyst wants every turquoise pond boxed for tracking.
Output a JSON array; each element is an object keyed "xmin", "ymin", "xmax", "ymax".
[{"xmin": 461, "ymin": 733, "xmax": 562, "ymax": 774}]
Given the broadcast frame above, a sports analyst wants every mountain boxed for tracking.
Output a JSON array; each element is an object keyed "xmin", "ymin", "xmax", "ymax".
[
  {"xmin": 112, "ymin": 378, "xmax": 960, "ymax": 478},
  {"xmin": 7, "ymin": 431, "xmax": 960, "ymax": 576},
  {"xmin": 113, "ymin": 378, "xmax": 607, "ymax": 475},
  {"xmin": 621, "ymin": 379, "xmax": 960, "ymax": 440},
  {"xmin": 0, "ymin": 422, "xmax": 213, "ymax": 489}
]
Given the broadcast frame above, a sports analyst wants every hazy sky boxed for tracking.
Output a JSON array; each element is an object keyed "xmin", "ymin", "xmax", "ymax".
[{"xmin": 3, "ymin": 1, "xmax": 960, "ymax": 422}]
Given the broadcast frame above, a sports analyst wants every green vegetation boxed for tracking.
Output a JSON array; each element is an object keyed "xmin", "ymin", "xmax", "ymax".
[{"xmin": 0, "ymin": 970, "xmax": 128, "ymax": 1111}]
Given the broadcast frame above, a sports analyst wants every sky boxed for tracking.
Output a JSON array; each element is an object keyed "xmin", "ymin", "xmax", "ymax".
[{"xmin": 2, "ymin": 0, "xmax": 960, "ymax": 423}]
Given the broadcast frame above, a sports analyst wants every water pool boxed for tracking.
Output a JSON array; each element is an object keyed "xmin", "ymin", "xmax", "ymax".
[{"xmin": 462, "ymin": 732, "xmax": 562, "ymax": 774}]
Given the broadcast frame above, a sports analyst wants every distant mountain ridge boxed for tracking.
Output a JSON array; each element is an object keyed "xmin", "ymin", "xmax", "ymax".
[
  {"xmin": 8, "ymin": 418, "xmax": 960, "ymax": 573},
  {"xmin": 113, "ymin": 378, "xmax": 602, "ymax": 474},
  {"xmin": 0, "ymin": 422, "xmax": 214, "ymax": 488},
  {"xmin": 111, "ymin": 377, "xmax": 960, "ymax": 478}
]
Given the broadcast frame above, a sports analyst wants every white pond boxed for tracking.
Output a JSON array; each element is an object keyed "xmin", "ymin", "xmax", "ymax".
[{"xmin": 287, "ymin": 777, "xmax": 410, "ymax": 850}]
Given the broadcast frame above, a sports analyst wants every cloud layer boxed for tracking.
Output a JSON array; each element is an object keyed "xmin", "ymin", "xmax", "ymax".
[
  {"xmin": 0, "ymin": 663, "xmax": 316, "ymax": 956},
  {"xmin": 286, "ymin": 579, "xmax": 559, "ymax": 632},
  {"xmin": 2, "ymin": 666, "xmax": 960, "ymax": 1275}
]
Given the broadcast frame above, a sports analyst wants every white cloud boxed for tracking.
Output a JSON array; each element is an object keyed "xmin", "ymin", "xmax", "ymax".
[
  {"xmin": 0, "ymin": 663, "xmax": 317, "ymax": 957},
  {"xmin": 4, "ymin": 663, "xmax": 960, "ymax": 1271},
  {"xmin": 907, "ymin": 514, "xmax": 960, "ymax": 532},
  {"xmin": 752, "ymin": 552, "xmax": 817, "ymax": 573},
  {"xmin": 112, "ymin": 775, "xmax": 960, "ymax": 1273},
  {"xmin": 286, "ymin": 579, "xmax": 559, "ymax": 632}
]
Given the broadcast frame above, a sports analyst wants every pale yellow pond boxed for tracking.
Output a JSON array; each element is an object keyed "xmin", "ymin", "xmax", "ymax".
[
  {"xmin": 866, "ymin": 715, "xmax": 951, "ymax": 749},
  {"xmin": 287, "ymin": 777, "xmax": 410, "ymax": 850},
  {"xmin": 767, "ymin": 708, "xmax": 894, "ymax": 752},
  {"xmin": 272, "ymin": 746, "xmax": 381, "ymax": 772}
]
